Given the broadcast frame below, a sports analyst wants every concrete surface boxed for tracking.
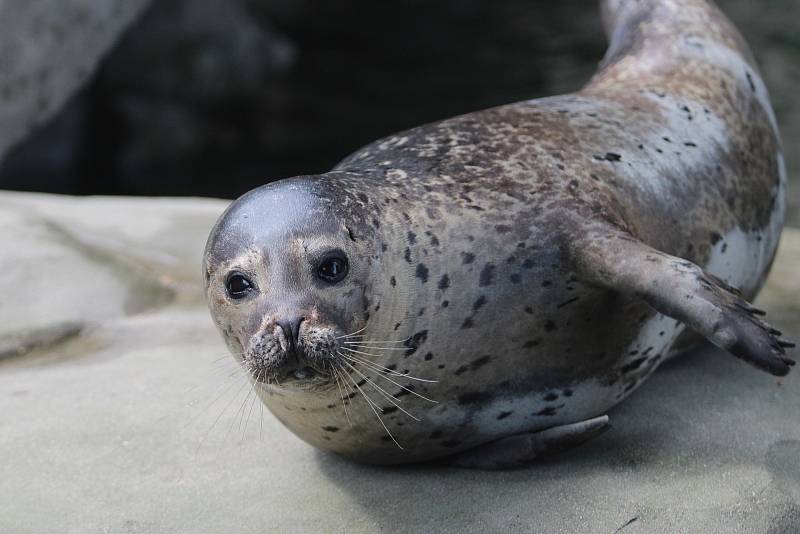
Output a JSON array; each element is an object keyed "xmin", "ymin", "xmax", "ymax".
[{"xmin": 0, "ymin": 190, "xmax": 798, "ymax": 533}]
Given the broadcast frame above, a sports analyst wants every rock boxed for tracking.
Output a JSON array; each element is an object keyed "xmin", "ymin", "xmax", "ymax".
[
  {"xmin": 0, "ymin": 190, "xmax": 798, "ymax": 532},
  {"xmin": 0, "ymin": 0, "xmax": 152, "ymax": 161}
]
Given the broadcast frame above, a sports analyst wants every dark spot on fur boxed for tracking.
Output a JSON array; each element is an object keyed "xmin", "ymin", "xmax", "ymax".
[
  {"xmin": 382, "ymin": 406, "xmax": 398, "ymax": 414},
  {"xmin": 522, "ymin": 259, "xmax": 534, "ymax": 269},
  {"xmin": 458, "ymin": 391, "xmax": 493, "ymax": 404},
  {"xmin": 746, "ymin": 71, "xmax": 756, "ymax": 92},
  {"xmin": 407, "ymin": 231, "xmax": 417, "ymax": 244},
  {"xmin": 541, "ymin": 280, "xmax": 552, "ymax": 287},
  {"xmin": 544, "ymin": 392, "xmax": 558, "ymax": 401},
  {"xmin": 721, "ymin": 243, "xmax": 727, "ymax": 253},
  {"xmin": 684, "ymin": 141, "xmax": 697, "ymax": 147},
  {"xmin": 470, "ymin": 355, "xmax": 491, "ymax": 371},
  {"xmin": 523, "ymin": 338, "xmax": 540, "ymax": 348},
  {"xmin": 438, "ymin": 274, "xmax": 450, "ymax": 290},
  {"xmin": 454, "ymin": 365, "xmax": 469, "ymax": 376},
  {"xmin": 404, "ymin": 248, "xmax": 412, "ymax": 263},
  {"xmin": 416, "ymin": 264, "xmax": 429, "ymax": 283},
  {"xmin": 442, "ymin": 300, "xmax": 449, "ymax": 308},
  {"xmin": 536, "ymin": 406, "xmax": 558, "ymax": 416},
  {"xmin": 479, "ymin": 263, "xmax": 495, "ymax": 286},
  {"xmin": 556, "ymin": 297, "xmax": 579, "ymax": 309},
  {"xmin": 563, "ymin": 388, "xmax": 573, "ymax": 397},
  {"xmin": 473, "ymin": 295, "xmax": 487, "ymax": 311},
  {"xmin": 462, "ymin": 252, "xmax": 475, "ymax": 264},
  {"xmin": 390, "ymin": 276, "xmax": 396, "ymax": 287},
  {"xmin": 394, "ymin": 322, "xmax": 401, "ymax": 330},
  {"xmin": 544, "ymin": 320, "xmax": 556, "ymax": 332},
  {"xmin": 621, "ymin": 357, "xmax": 647, "ymax": 373},
  {"xmin": 424, "ymin": 352, "xmax": 433, "ymax": 361},
  {"xmin": 322, "ymin": 426, "xmax": 339, "ymax": 432},
  {"xmin": 497, "ymin": 411, "xmax": 513, "ymax": 420},
  {"xmin": 386, "ymin": 364, "xmax": 397, "ymax": 371},
  {"xmin": 710, "ymin": 232, "xmax": 722, "ymax": 245},
  {"xmin": 509, "ymin": 273, "xmax": 521, "ymax": 284},
  {"xmin": 403, "ymin": 330, "xmax": 428, "ymax": 356},
  {"xmin": 524, "ymin": 306, "xmax": 534, "ymax": 314},
  {"xmin": 461, "ymin": 317, "xmax": 475, "ymax": 329},
  {"xmin": 604, "ymin": 152, "xmax": 622, "ymax": 162}
]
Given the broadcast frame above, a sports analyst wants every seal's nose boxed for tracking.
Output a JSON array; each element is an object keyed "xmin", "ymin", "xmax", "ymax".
[{"xmin": 277, "ymin": 317, "xmax": 304, "ymax": 353}]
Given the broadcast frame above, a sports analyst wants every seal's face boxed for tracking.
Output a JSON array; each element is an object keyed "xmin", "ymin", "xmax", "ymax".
[{"xmin": 203, "ymin": 178, "xmax": 373, "ymax": 389}]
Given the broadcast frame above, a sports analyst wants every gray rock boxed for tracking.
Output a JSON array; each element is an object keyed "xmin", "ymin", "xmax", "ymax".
[
  {"xmin": 0, "ymin": 191, "xmax": 798, "ymax": 532},
  {"xmin": 0, "ymin": 0, "xmax": 152, "ymax": 161}
]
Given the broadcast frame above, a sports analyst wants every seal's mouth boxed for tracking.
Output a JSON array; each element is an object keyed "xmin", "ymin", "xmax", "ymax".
[
  {"xmin": 244, "ymin": 322, "xmax": 340, "ymax": 386},
  {"xmin": 279, "ymin": 365, "xmax": 322, "ymax": 383}
]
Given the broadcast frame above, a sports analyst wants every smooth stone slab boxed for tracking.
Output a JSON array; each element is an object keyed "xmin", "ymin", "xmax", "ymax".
[{"xmin": 0, "ymin": 191, "xmax": 797, "ymax": 533}]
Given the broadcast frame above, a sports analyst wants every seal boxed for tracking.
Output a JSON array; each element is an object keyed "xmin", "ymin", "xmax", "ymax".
[{"xmin": 204, "ymin": 0, "xmax": 795, "ymax": 468}]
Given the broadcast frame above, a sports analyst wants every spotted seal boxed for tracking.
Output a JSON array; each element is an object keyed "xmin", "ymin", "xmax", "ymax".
[{"xmin": 203, "ymin": 0, "xmax": 795, "ymax": 468}]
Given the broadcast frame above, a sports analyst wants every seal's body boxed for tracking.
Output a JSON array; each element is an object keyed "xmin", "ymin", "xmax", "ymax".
[{"xmin": 204, "ymin": 0, "xmax": 794, "ymax": 468}]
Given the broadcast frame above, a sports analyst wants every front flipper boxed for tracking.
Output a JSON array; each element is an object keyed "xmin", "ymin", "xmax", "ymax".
[
  {"xmin": 571, "ymin": 226, "xmax": 796, "ymax": 376},
  {"xmin": 446, "ymin": 416, "xmax": 610, "ymax": 469}
]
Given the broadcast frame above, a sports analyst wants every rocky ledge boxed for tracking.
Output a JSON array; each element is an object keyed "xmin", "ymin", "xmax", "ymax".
[{"xmin": 0, "ymin": 190, "xmax": 798, "ymax": 533}]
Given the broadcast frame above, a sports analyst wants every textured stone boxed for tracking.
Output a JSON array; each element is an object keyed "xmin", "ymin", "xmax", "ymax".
[
  {"xmin": 0, "ymin": 191, "xmax": 798, "ymax": 532},
  {"xmin": 0, "ymin": 0, "xmax": 151, "ymax": 161}
]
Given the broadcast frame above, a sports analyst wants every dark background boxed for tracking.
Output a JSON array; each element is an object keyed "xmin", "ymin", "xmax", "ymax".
[{"xmin": 0, "ymin": 0, "xmax": 797, "ymax": 225}]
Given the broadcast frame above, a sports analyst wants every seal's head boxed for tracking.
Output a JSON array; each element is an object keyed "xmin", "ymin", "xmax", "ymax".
[{"xmin": 203, "ymin": 175, "xmax": 376, "ymax": 388}]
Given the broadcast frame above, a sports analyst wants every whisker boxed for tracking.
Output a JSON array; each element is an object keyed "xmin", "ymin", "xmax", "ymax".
[
  {"xmin": 230, "ymin": 378, "xmax": 256, "ymax": 435},
  {"xmin": 330, "ymin": 363, "xmax": 353, "ymax": 426},
  {"xmin": 339, "ymin": 350, "xmax": 439, "ymax": 383},
  {"xmin": 196, "ymin": 377, "xmax": 251, "ymax": 453},
  {"xmin": 185, "ymin": 366, "xmax": 250, "ymax": 429},
  {"xmin": 337, "ymin": 363, "xmax": 403, "ymax": 449},
  {"xmin": 242, "ymin": 376, "xmax": 261, "ymax": 440},
  {"xmin": 258, "ymin": 370, "xmax": 265, "ymax": 440},
  {"xmin": 344, "ymin": 338, "xmax": 409, "ymax": 345},
  {"xmin": 343, "ymin": 344, "xmax": 409, "ymax": 351},
  {"xmin": 341, "ymin": 360, "xmax": 420, "ymax": 421},
  {"xmin": 336, "ymin": 325, "xmax": 367, "ymax": 339},
  {"xmin": 339, "ymin": 346, "xmax": 399, "ymax": 359},
  {"xmin": 340, "ymin": 354, "xmax": 438, "ymax": 404}
]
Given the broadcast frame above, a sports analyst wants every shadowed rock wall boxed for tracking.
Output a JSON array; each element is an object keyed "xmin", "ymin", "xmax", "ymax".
[{"xmin": 0, "ymin": 0, "xmax": 797, "ymax": 224}]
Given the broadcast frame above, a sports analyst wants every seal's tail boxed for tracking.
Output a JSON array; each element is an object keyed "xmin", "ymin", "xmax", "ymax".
[{"xmin": 592, "ymin": 0, "xmax": 758, "ymax": 87}]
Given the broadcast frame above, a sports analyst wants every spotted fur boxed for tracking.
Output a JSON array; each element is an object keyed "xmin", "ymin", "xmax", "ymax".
[{"xmin": 204, "ymin": 0, "xmax": 790, "ymax": 465}]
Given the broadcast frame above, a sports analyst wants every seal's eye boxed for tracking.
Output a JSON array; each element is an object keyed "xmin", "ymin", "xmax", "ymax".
[
  {"xmin": 317, "ymin": 253, "xmax": 349, "ymax": 283},
  {"xmin": 225, "ymin": 272, "xmax": 255, "ymax": 299}
]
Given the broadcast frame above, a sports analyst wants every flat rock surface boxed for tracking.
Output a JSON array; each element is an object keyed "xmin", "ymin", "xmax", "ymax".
[{"xmin": 1, "ymin": 191, "xmax": 798, "ymax": 533}]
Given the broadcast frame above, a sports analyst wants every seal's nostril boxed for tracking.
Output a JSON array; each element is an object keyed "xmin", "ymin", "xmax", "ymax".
[{"xmin": 277, "ymin": 317, "xmax": 305, "ymax": 353}]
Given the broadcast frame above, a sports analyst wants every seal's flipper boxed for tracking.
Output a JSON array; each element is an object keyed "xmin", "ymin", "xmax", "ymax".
[
  {"xmin": 572, "ymin": 229, "xmax": 796, "ymax": 376},
  {"xmin": 445, "ymin": 416, "xmax": 610, "ymax": 470}
]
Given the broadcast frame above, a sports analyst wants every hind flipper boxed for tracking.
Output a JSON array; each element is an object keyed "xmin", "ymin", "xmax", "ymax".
[
  {"xmin": 445, "ymin": 416, "xmax": 610, "ymax": 470},
  {"xmin": 571, "ymin": 227, "xmax": 795, "ymax": 376}
]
